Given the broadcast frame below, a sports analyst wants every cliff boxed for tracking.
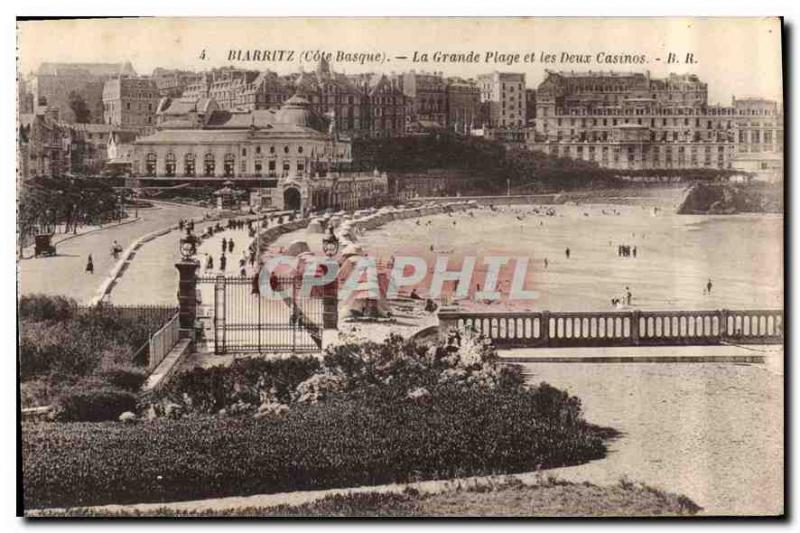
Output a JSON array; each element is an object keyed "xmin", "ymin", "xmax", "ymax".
[{"xmin": 677, "ymin": 182, "xmax": 783, "ymax": 215}]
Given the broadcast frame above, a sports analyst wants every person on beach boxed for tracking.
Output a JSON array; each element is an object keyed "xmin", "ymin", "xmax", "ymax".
[{"xmin": 85, "ymin": 255, "xmax": 94, "ymax": 274}]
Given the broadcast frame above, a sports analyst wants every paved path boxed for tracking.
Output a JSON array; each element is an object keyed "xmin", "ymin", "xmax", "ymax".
[
  {"xmin": 110, "ymin": 220, "xmax": 253, "ymax": 306},
  {"xmin": 500, "ymin": 344, "xmax": 783, "ymax": 365},
  {"xmin": 19, "ymin": 202, "xmax": 210, "ymax": 304}
]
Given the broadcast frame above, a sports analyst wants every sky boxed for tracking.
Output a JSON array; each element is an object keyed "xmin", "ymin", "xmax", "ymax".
[{"xmin": 17, "ymin": 17, "xmax": 784, "ymax": 105}]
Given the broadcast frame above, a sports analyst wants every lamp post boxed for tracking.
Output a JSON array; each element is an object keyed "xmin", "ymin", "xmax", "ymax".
[{"xmin": 179, "ymin": 227, "xmax": 200, "ymax": 262}]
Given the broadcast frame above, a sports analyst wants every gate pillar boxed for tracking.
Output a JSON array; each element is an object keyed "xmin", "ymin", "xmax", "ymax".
[
  {"xmin": 321, "ymin": 277, "xmax": 339, "ymax": 349},
  {"xmin": 175, "ymin": 260, "xmax": 200, "ymax": 338}
]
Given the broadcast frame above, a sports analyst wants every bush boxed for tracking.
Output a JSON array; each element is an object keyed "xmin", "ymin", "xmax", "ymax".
[
  {"xmin": 23, "ymin": 381, "xmax": 605, "ymax": 508},
  {"xmin": 19, "ymin": 295, "xmax": 78, "ymax": 322},
  {"xmin": 97, "ymin": 365, "xmax": 148, "ymax": 392},
  {"xmin": 55, "ymin": 387, "xmax": 138, "ymax": 422},
  {"xmin": 160, "ymin": 356, "xmax": 321, "ymax": 411}
]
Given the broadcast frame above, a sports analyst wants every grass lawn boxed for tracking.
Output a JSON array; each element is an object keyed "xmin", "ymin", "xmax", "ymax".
[{"xmin": 29, "ymin": 477, "xmax": 701, "ymax": 517}]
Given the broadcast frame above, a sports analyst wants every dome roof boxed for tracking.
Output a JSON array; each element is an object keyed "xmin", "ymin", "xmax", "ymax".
[{"xmin": 276, "ymin": 94, "xmax": 327, "ymax": 131}]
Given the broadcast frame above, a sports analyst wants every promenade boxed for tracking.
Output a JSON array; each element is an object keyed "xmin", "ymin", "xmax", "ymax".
[{"xmin": 18, "ymin": 201, "xmax": 209, "ymax": 304}]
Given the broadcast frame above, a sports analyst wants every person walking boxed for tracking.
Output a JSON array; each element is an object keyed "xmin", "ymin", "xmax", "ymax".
[
  {"xmin": 220, "ymin": 254, "xmax": 227, "ymax": 272},
  {"xmin": 85, "ymin": 254, "xmax": 94, "ymax": 274},
  {"xmin": 625, "ymin": 286, "xmax": 632, "ymax": 306},
  {"xmin": 206, "ymin": 254, "xmax": 214, "ymax": 271},
  {"xmin": 228, "ymin": 239, "xmax": 235, "ymax": 254},
  {"xmin": 706, "ymin": 278, "xmax": 713, "ymax": 295},
  {"xmin": 221, "ymin": 238, "xmax": 227, "ymax": 254},
  {"xmin": 565, "ymin": 247, "xmax": 571, "ymax": 259}
]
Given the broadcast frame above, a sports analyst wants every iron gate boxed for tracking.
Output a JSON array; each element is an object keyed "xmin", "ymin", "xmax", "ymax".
[{"xmin": 198, "ymin": 274, "xmax": 323, "ymax": 354}]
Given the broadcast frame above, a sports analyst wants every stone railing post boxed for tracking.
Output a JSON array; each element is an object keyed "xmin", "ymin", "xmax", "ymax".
[
  {"xmin": 437, "ymin": 307, "xmax": 460, "ymax": 344},
  {"xmin": 631, "ymin": 310, "xmax": 641, "ymax": 345},
  {"xmin": 175, "ymin": 259, "xmax": 200, "ymax": 339},
  {"xmin": 719, "ymin": 309, "xmax": 729, "ymax": 342},
  {"xmin": 541, "ymin": 311, "xmax": 550, "ymax": 346}
]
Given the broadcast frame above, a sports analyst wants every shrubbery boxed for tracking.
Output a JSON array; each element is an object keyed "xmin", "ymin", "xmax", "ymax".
[
  {"xmin": 23, "ymin": 382, "xmax": 604, "ymax": 508},
  {"xmin": 23, "ymin": 332, "xmax": 610, "ymax": 509},
  {"xmin": 162, "ymin": 356, "xmax": 321, "ymax": 411},
  {"xmin": 55, "ymin": 387, "xmax": 138, "ymax": 423},
  {"xmin": 19, "ymin": 295, "xmax": 78, "ymax": 322},
  {"xmin": 18, "ymin": 295, "xmax": 171, "ymax": 409}
]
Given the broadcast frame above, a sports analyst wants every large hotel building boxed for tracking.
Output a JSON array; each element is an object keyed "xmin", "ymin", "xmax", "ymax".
[{"xmin": 527, "ymin": 70, "xmax": 783, "ymax": 180}]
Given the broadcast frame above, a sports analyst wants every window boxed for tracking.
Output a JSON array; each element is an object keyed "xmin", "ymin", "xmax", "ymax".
[
  {"xmin": 284, "ymin": 146, "xmax": 289, "ymax": 154},
  {"xmin": 204, "ymin": 153, "xmax": 215, "ymax": 176},
  {"xmin": 242, "ymin": 148, "xmax": 247, "ymax": 156},
  {"xmin": 270, "ymin": 146, "xmax": 275, "ymax": 154},
  {"xmin": 224, "ymin": 153, "xmax": 235, "ymax": 177},
  {"xmin": 145, "ymin": 153, "xmax": 157, "ymax": 176},
  {"xmin": 164, "ymin": 153, "xmax": 177, "ymax": 177},
  {"xmin": 184, "ymin": 153, "xmax": 195, "ymax": 176},
  {"xmin": 298, "ymin": 146, "xmax": 303, "ymax": 154}
]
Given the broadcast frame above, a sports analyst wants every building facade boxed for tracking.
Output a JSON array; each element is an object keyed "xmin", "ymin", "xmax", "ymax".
[
  {"xmin": 446, "ymin": 77, "xmax": 481, "ymax": 134},
  {"xmin": 348, "ymin": 72, "xmax": 406, "ymax": 138},
  {"xmin": 18, "ymin": 101, "xmax": 73, "ymax": 179},
  {"xmin": 527, "ymin": 70, "xmax": 782, "ymax": 174},
  {"xmin": 730, "ymin": 97, "xmax": 784, "ymax": 181},
  {"xmin": 477, "ymin": 71, "xmax": 526, "ymax": 128},
  {"xmin": 31, "ymin": 62, "xmax": 137, "ymax": 124},
  {"xmin": 132, "ymin": 94, "xmax": 386, "ymax": 211},
  {"xmin": 151, "ymin": 68, "xmax": 199, "ymax": 98},
  {"xmin": 396, "ymin": 71, "xmax": 448, "ymax": 130},
  {"xmin": 102, "ymin": 76, "xmax": 159, "ymax": 131}
]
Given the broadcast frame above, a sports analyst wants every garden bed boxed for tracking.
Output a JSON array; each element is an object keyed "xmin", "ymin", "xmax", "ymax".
[{"xmin": 22, "ymin": 333, "xmax": 613, "ymax": 510}]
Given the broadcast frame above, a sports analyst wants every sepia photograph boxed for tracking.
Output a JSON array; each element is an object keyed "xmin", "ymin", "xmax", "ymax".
[{"xmin": 15, "ymin": 15, "xmax": 785, "ymax": 518}]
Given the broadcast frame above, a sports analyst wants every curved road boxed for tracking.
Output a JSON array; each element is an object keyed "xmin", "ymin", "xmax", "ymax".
[{"xmin": 19, "ymin": 202, "xmax": 211, "ymax": 304}]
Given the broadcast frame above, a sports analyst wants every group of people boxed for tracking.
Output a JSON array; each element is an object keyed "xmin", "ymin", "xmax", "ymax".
[
  {"xmin": 611, "ymin": 286, "xmax": 633, "ymax": 308},
  {"xmin": 177, "ymin": 219, "xmax": 195, "ymax": 233},
  {"xmin": 617, "ymin": 244, "xmax": 637, "ymax": 258}
]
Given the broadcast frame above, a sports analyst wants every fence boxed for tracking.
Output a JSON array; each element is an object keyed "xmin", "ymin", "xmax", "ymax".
[
  {"xmin": 148, "ymin": 311, "xmax": 181, "ymax": 371},
  {"xmin": 198, "ymin": 274, "xmax": 323, "ymax": 355},
  {"xmin": 78, "ymin": 303, "xmax": 181, "ymax": 368},
  {"xmin": 438, "ymin": 309, "xmax": 784, "ymax": 348},
  {"xmin": 80, "ymin": 303, "xmax": 179, "ymax": 328}
]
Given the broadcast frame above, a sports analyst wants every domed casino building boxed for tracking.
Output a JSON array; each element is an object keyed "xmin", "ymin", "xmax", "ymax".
[{"xmin": 129, "ymin": 93, "xmax": 387, "ymax": 212}]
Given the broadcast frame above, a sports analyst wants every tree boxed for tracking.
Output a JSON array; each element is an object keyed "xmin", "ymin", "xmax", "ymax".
[{"xmin": 68, "ymin": 91, "xmax": 91, "ymax": 123}]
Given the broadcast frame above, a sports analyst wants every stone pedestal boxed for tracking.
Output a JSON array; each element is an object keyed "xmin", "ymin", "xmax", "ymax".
[
  {"xmin": 175, "ymin": 260, "xmax": 200, "ymax": 337},
  {"xmin": 322, "ymin": 277, "xmax": 339, "ymax": 330}
]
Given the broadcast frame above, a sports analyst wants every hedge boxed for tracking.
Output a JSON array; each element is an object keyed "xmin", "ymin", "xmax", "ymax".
[{"xmin": 23, "ymin": 383, "xmax": 606, "ymax": 509}]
